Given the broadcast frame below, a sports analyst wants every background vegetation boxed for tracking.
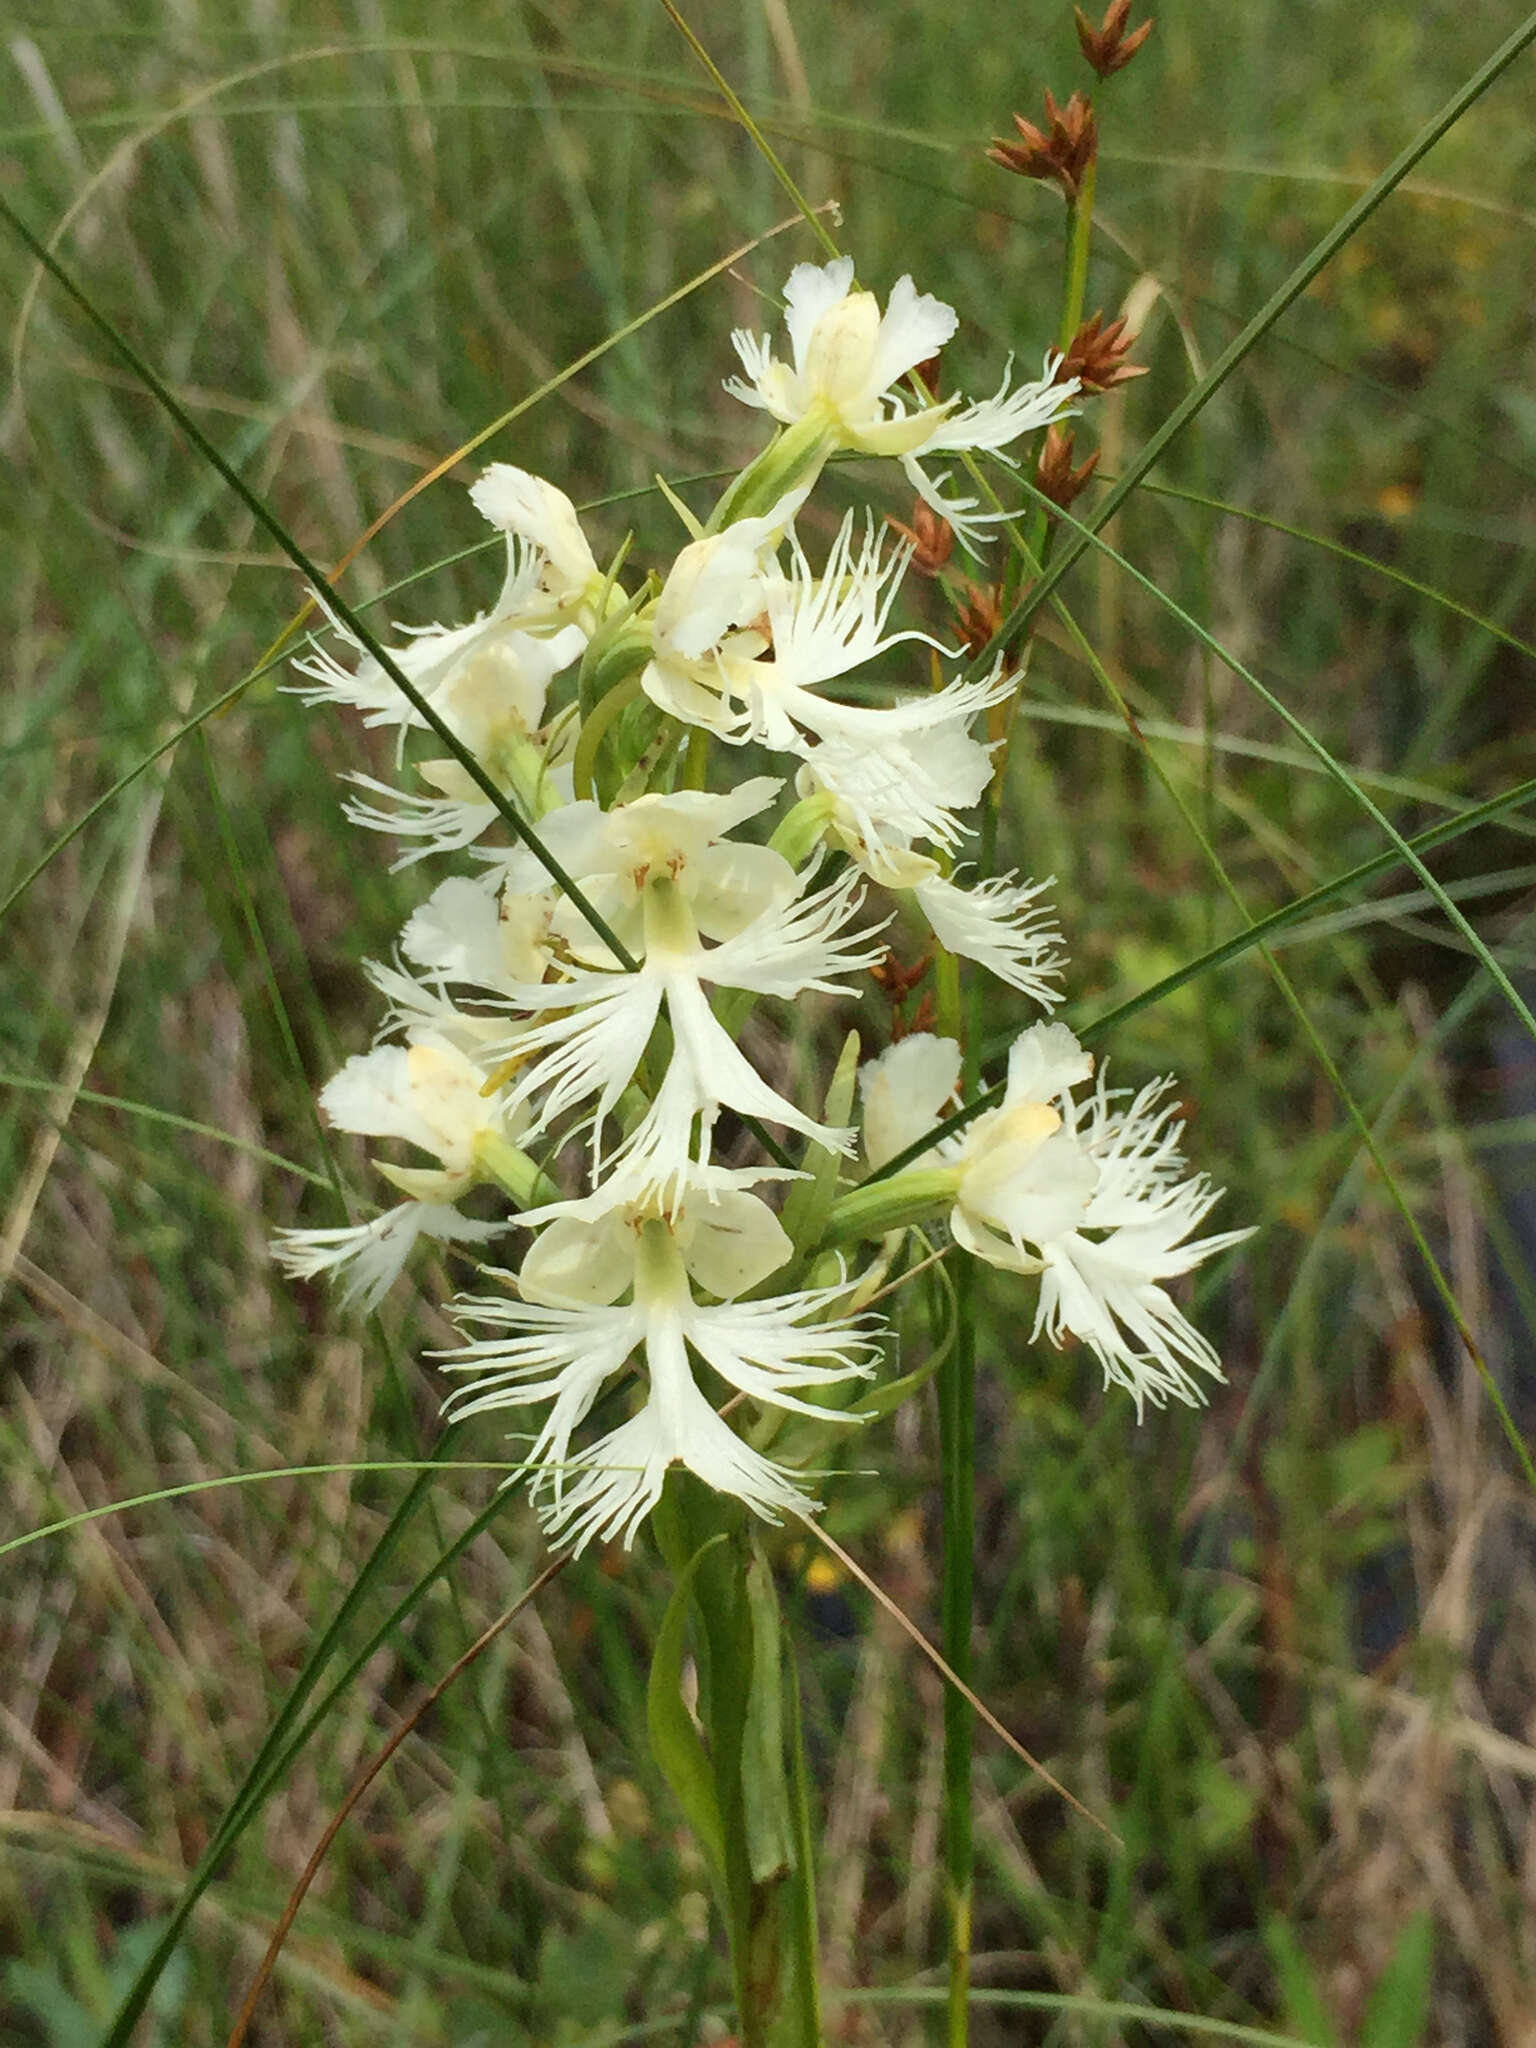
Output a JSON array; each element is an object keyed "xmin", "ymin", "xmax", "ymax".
[{"xmin": 3, "ymin": 1, "xmax": 1535, "ymax": 2041}]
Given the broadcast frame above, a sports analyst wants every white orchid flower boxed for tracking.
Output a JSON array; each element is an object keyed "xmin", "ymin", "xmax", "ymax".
[
  {"xmin": 644, "ymin": 494, "xmax": 805, "ymax": 735},
  {"xmin": 468, "ymin": 465, "xmax": 602, "ymax": 617},
  {"xmin": 444, "ymin": 1164, "xmax": 876, "ymax": 1550},
  {"xmin": 495, "ymin": 854, "xmax": 885, "ymax": 1191},
  {"xmin": 401, "ymin": 872, "xmax": 555, "ymax": 990},
  {"xmin": 313, "ymin": 1033, "xmax": 524, "ymax": 1202},
  {"xmin": 860, "ymin": 1025, "xmax": 1250, "ymax": 1412},
  {"xmin": 725, "ymin": 257, "xmax": 1078, "ymax": 544},
  {"xmin": 790, "ymin": 729, "xmax": 1064, "ymax": 1004},
  {"xmin": 290, "ymin": 467, "xmax": 588, "ymax": 736},
  {"xmin": 270, "ymin": 1032, "xmax": 538, "ymax": 1310},
  {"xmin": 646, "ymin": 508, "xmax": 983, "ymax": 752}
]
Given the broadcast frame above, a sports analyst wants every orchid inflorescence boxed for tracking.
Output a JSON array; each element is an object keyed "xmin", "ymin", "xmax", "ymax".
[{"xmin": 274, "ymin": 255, "xmax": 1247, "ymax": 1555}]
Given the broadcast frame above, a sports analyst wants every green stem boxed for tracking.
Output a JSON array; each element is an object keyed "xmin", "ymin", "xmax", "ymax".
[
  {"xmin": 934, "ymin": 945, "xmax": 962, "ymax": 1041},
  {"xmin": 932, "ymin": 165, "xmax": 1102, "ymax": 2032},
  {"xmin": 683, "ymin": 724, "xmax": 710, "ymax": 791},
  {"xmin": 0, "ymin": 196, "xmax": 643, "ymax": 974},
  {"xmin": 1058, "ymin": 157, "xmax": 1097, "ymax": 355},
  {"xmin": 940, "ymin": 1258, "xmax": 976, "ymax": 2048},
  {"xmin": 982, "ymin": 8, "xmax": 1536, "ymax": 666},
  {"xmin": 782, "ymin": 1647, "xmax": 826, "ymax": 2047},
  {"xmin": 1018, "ymin": 159, "xmax": 1098, "ymax": 589}
]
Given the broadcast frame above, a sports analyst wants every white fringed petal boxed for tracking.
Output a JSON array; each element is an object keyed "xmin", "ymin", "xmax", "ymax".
[{"xmin": 272, "ymin": 1202, "xmax": 501, "ymax": 1312}]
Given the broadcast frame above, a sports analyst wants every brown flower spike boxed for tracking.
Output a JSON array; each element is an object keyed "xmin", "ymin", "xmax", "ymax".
[
  {"xmin": 1075, "ymin": 1, "xmax": 1154, "ymax": 78},
  {"xmin": 987, "ymin": 90, "xmax": 1098, "ymax": 199},
  {"xmin": 1054, "ymin": 312, "xmax": 1149, "ymax": 395},
  {"xmin": 954, "ymin": 580, "xmax": 1006, "ymax": 660},
  {"xmin": 1035, "ymin": 425, "xmax": 1100, "ymax": 514},
  {"xmin": 887, "ymin": 496, "xmax": 955, "ymax": 577}
]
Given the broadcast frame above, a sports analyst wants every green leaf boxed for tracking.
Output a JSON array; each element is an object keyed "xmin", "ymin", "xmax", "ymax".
[
  {"xmin": 741, "ymin": 1543, "xmax": 792, "ymax": 1887},
  {"xmin": 777, "ymin": 1029, "xmax": 861, "ymax": 1270},
  {"xmin": 647, "ymin": 1534, "xmax": 730, "ymax": 1888},
  {"xmin": 1360, "ymin": 1912, "xmax": 1433, "ymax": 2048},
  {"xmin": 1263, "ymin": 1921, "xmax": 1338, "ymax": 2048}
]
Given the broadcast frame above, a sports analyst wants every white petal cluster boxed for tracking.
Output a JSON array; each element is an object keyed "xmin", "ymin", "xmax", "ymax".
[
  {"xmin": 273, "ymin": 252, "xmax": 1245, "ymax": 1552},
  {"xmin": 861, "ymin": 1026, "xmax": 1251, "ymax": 1413},
  {"xmin": 724, "ymin": 257, "xmax": 1079, "ymax": 544}
]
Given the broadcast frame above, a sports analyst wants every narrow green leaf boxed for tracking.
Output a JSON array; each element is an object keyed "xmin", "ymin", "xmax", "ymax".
[
  {"xmin": 868, "ymin": 770, "xmax": 1536, "ymax": 1188},
  {"xmin": 0, "ymin": 193, "xmax": 640, "ymax": 972},
  {"xmin": 778, "ymin": 1635, "xmax": 824, "ymax": 2048},
  {"xmin": 1024, "ymin": 475, "xmax": 1536, "ymax": 1054},
  {"xmin": 1360, "ymin": 1912, "xmax": 1433, "ymax": 2048},
  {"xmin": 1263, "ymin": 1923, "xmax": 1338, "ymax": 2048},
  {"xmin": 647, "ymin": 1534, "xmax": 730, "ymax": 1888},
  {"xmin": 741, "ymin": 1544, "xmax": 792, "ymax": 1888}
]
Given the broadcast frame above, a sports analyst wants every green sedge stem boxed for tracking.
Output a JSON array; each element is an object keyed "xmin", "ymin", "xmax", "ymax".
[
  {"xmin": 1058, "ymin": 157, "xmax": 1097, "ymax": 354},
  {"xmin": 0, "ymin": 194, "xmax": 641, "ymax": 973}
]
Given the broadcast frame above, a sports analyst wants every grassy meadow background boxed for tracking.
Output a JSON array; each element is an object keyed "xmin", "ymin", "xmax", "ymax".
[{"xmin": 3, "ymin": 1, "xmax": 1536, "ymax": 2041}]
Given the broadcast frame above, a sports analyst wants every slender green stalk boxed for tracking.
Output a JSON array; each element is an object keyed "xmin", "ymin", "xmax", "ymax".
[
  {"xmin": 1016, "ymin": 158, "xmax": 1098, "ymax": 590},
  {"xmin": 1057, "ymin": 157, "xmax": 1097, "ymax": 355},
  {"xmin": 939, "ymin": 1258, "xmax": 976, "ymax": 2048},
  {"xmin": 782, "ymin": 1648, "xmax": 825, "ymax": 2048},
  {"xmin": 934, "ymin": 138, "xmax": 1104, "ymax": 2044}
]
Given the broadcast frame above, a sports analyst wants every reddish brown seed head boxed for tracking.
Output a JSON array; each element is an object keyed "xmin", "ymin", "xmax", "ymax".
[
  {"xmin": 1055, "ymin": 310, "xmax": 1150, "ymax": 394},
  {"xmin": 1035, "ymin": 425, "xmax": 1100, "ymax": 514},
  {"xmin": 1074, "ymin": 0, "xmax": 1155, "ymax": 78},
  {"xmin": 986, "ymin": 89, "xmax": 1098, "ymax": 199}
]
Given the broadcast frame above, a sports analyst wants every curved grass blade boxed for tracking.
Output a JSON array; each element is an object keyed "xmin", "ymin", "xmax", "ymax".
[
  {"xmin": 0, "ymin": 1461, "xmax": 536, "ymax": 1563},
  {"xmin": 660, "ymin": 1, "xmax": 839, "ymax": 260},
  {"xmin": 1124, "ymin": 478, "xmax": 1536, "ymax": 671},
  {"xmin": 0, "ymin": 196, "xmax": 640, "ymax": 973},
  {"xmin": 871, "ymin": 770, "xmax": 1536, "ymax": 1186},
  {"xmin": 1022, "ymin": 476, "xmax": 1536, "ymax": 1051},
  {"xmin": 840, "ymin": 1985, "xmax": 1328, "ymax": 2045},
  {"xmin": 0, "ymin": 1072, "xmax": 332, "ymax": 1189}
]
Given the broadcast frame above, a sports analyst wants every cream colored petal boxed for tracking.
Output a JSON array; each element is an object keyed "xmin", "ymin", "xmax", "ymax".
[
  {"xmin": 782, "ymin": 256, "xmax": 856, "ymax": 372},
  {"xmin": 689, "ymin": 841, "xmax": 798, "ymax": 940},
  {"xmin": 961, "ymin": 1126, "xmax": 1098, "ymax": 1250},
  {"xmin": 404, "ymin": 1041, "xmax": 494, "ymax": 1170},
  {"xmin": 520, "ymin": 1212, "xmax": 636, "ymax": 1307},
  {"xmin": 469, "ymin": 465, "xmax": 598, "ymax": 593},
  {"xmin": 859, "ymin": 1032, "xmax": 961, "ymax": 1168},
  {"xmin": 1004, "ymin": 1022, "xmax": 1094, "ymax": 1108},
  {"xmin": 804, "ymin": 288, "xmax": 883, "ymax": 415},
  {"xmin": 865, "ymin": 274, "xmax": 958, "ymax": 399},
  {"xmin": 680, "ymin": 1188, "xmax": 792, "ymax": 1300}
]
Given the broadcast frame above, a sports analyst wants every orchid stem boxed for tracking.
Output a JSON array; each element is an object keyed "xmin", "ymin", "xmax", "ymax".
[{"xmin": 939, "ymin": 1254, "xmax": 977, "ymax": 2048}]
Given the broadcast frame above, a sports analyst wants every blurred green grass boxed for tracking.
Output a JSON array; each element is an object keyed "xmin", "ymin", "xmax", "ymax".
[{"xmin": 2, "ymin": 2, "xmax": 1535, "ymax": 2043}]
